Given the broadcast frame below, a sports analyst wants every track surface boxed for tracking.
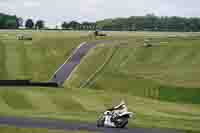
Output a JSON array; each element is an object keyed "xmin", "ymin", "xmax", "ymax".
[
  {"xmin": 49, "ymin": 40, "xmax": 113, "ymax": 86},
  {"xmin": 0, "ymin": 116, "xmax": 183, "ymax": 133}
]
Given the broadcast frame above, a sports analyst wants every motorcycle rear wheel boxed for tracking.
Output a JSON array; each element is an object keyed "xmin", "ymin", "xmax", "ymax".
[{"xmin": 115, "ymin": 119, "xmax": 128, "ymax": 128}]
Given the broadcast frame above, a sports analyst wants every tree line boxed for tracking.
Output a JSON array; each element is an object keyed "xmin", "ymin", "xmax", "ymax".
[
  {"xmin": 96, "ymin": 14, "xmax": 200, "ymax": 32},
  {"xmin": 25, "ymin": 19, "xmax": 45, "ymax": 29},
  {"xmin": 24, "ymin": 19, "xmax": 97, "ymax": 30},
  {"xmin": 1, "ymin": 12, "xmax": 200, "ymax": 32},
  {"xmin": 0, "ymin": 13, "xmax": 21, "ymax": 29},
  {"xmin": 61, "ymin": 21, "xmax": 96, "ymax": 30},
  {"xmin": 0, "ymin": 13, "xmax": 45, "ymax": 29}
]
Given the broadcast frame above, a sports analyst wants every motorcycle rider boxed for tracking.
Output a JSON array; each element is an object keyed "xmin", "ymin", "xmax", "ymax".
[
  {"xmin": 108, "ymin": 100, "xmax": 127, "ymax": 114},
  {"xmin": 106, "ymin": 100, "xmax": 128, "ymax": 123},
  {"xmin": 97, "ymin": 100, "xmax": 133, "ymax": 128},
  {"xmin": 104, "ymin": 111, "xmax": 115, "ymax": 127}
]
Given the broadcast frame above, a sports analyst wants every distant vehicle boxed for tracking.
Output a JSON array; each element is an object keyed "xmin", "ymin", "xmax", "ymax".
[
  {"xmin": 144, "ymin": 39, "xmax": 153, "ymax": 47},
  {"xmin": 97, "ymin": 101, "xmax": 135, "ymax": 128},
  {"xmin": 17, "ymin": 34, "xmax": 32, "ymax": 40},
  {"xmin": 94, "ymin": 30, "xmax": 107, "ymax": 37}
]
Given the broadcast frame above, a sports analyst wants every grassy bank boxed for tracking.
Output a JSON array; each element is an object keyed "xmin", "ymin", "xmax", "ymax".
[
  {"xmin": 0, "ymin": 31, "xmax": 200, "ymax": 132},
  {"xmin": 0, "ymin": 87, "xmax": 199, "ymax": 132},
  {"xmin": 0, "ymin": 31, "xmax": 91, "ymax": 81},
  {"xmin": 68, "ymin": 36, "xmax": 200, "ymax": 104}
]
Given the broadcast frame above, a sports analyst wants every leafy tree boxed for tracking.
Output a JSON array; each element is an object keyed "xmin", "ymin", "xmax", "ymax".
[
  {"xmin": 68, "ymin": 21, "xmax": 80, "ymax": 30},
  {"xmin": 35, "ymin": 20, "xmax": 45, "ymax": 29},
  {"xmin": 61, "ymin": 21, "xmax": 69, "ymax": 29},
  {"xmin": 25, "ymin": 19, "xmax": 34, "ymax": 29},
  {"xmin": 82, "ymin": 22, "xmax": 90, "ymax": 30},
  {"xmin": 0, "ymin": 13, "xmax": 19, "ymax": 29},
  {"xmin": 17, "ymin": 17, "xmax": 23, "ymax": 27}
]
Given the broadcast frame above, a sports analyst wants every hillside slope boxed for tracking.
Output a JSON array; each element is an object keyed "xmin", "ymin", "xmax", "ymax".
[
  {"xmin": 67, "ymin": 37, "xmax": 200, "ymax": 104},
  {"xmin": 0, "ymin": 31, "xmax": 200, "ymax": 132},
  {"xmin": 0, "ymin": 31, "xmax": 92, "ymax": 81}
]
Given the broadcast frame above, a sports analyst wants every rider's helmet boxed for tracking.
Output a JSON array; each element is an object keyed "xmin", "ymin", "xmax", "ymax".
[
  {"xmin": 114, "ymin": 100, "xmax": 126, "ymax": 109},
  {"xmin": 104, "ymin": 111, "xmax": 111, "ymax": 115}
]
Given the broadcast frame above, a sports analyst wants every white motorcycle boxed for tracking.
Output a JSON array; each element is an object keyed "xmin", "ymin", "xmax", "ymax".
[{"xmin": 97, "ymin": 101, "xmax": 135, "ymax": 128}]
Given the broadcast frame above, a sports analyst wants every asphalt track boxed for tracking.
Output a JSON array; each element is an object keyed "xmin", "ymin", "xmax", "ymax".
[
  {"xmin": 0, "ymin": 116, "xmax": 183, "ymax": 133},
  {"xmin": 49, "ymin": 40, "xmax": 113, "ymax": 86}
]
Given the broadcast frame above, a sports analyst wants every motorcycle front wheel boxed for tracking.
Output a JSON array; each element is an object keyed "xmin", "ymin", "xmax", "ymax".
[{"xmin": 97, "ymin": 116, "xmax": 105, "ymax": 127}]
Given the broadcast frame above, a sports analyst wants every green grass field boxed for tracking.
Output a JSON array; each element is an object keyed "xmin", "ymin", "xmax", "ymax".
[{"xmin": 0, "ymin": 31, "xmax": 200, "ymax": 133}]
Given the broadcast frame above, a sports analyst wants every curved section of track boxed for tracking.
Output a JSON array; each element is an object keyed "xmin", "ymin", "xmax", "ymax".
[{"xmin": 49, "ymin": 40, "xmax": 114, "ymax": 86}]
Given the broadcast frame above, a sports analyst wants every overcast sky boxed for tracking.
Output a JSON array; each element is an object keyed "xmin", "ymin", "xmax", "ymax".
[{"xmin": 0, "ymin": 0, "xmax": 200, "ymax": 27}]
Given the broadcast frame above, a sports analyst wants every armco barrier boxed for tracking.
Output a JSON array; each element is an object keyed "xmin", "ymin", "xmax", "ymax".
[{"xmin": 0, "ymin": 80, "xmax": 58, "ymax": 87}]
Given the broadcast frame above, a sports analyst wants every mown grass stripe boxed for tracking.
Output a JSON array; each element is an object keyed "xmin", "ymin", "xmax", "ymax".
[{"xmin": 0, "ymin": 90, "xmax": 34, "ymax": 110}]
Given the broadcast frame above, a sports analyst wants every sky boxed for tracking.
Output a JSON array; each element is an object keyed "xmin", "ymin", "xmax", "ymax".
[{"xmin": 0, "ymin": 0, "xmax": 200, "ymax": 27}]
